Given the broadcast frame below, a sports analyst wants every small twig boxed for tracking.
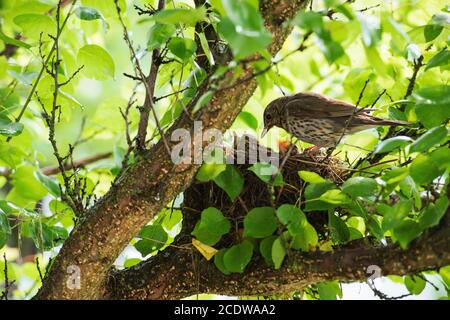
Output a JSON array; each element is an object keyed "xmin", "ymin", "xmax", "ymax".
[
  {"xmin": 367, "ymin": 279, "xmax": 412, "ymax": 300},
  {"xmin": 43, "ymin": 152, "xmax": 112, "ymax": 175},
  {"xmin": 115, "ymin": 0, "xmax": 171, "ymax": 154},
  {"xmin": 215, "ymin": 32, "xmax": 312, "ymax": 93},
  {"xmin": 323, "ymin": 78, "xmax": 371, "ymax": 162},
  {"xmin": 416, "ymin": 274, "xmax": 440, "ymax": 291},
  {"xmin": 7, "ymin": 0, "xmax": 78, "ymax": 142},
  {"xmin": 1, "ymin": 253, "xmax": 15, "ymax": 300},
  {"xmin": 59, "ymin": 65, "xmax": 84, "ymax": 86},
  {"xmin": 36, "ymin": 257, "xmax": 44, "ymax": 283},
  {"xmin": 154, "ymin": 87, "xmax": 191, "ymax": 102},
  {"xmin": 403, "ymin": 55, "xmax": 424, "ymax": 104}
]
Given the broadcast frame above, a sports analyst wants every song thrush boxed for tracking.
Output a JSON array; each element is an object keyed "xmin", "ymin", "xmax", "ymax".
[{"xmin": 261, "ymin": 92, "xmax": 410, "ymax": 148}]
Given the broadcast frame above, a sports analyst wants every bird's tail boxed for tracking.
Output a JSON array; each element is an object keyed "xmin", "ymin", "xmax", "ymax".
[
  {"xmin": 375, "ymin": 119, "xmax": 411, "ymax": 126},
  {"xmin": 356, "ymin": 114, "xmax": 411, "ymax": 127}
]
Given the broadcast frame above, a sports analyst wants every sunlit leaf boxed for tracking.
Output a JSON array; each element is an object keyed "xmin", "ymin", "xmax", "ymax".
[{"xmin": 77, "ymin": 44, "xmax": 115, "ymax": 80}]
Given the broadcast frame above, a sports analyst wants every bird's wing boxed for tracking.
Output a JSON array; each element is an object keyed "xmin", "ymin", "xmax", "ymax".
[{"xmin": 284, "ymin": 92, "xmax": 362, "ymax": 118}]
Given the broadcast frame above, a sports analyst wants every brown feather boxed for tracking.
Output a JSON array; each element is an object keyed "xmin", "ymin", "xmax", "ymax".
[{"xmin": 284, "ymin": 92, "xmax": 359, "ymax": 118}]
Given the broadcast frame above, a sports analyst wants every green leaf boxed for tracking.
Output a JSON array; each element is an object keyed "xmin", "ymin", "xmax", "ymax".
[
  {"xmin": 272, "ymin": 237, "xmax": 286, "ymax": 269},
  {"xmin": 392, "ymin": 219, "xmax": 421, "ymax": 249},
  {"xmin": 342, "ymin": 177, "xmax": 378, "ymax": 198},
  {"xmin": 9, "ymin": 166, "xmax": 48, "ymax": 202},
  {"xmin": 210, "ymin": 0, "xmax": 226, "ymax": 16},
  {"xmin": 0, "ymin": 209, "xmax": 11, "ymax": 249},
  {"xmin": 34, "ymin": 171, "xmax": 61, "ymax": 197},
  {"xmin": 367, "ymin": 215, "xmax": 384, "ymax": 240},
  {"xmin": 214, "ymin": 249, "xmax": 231, "ymax": 275},
  {"xmin": 29, "ymin": 221, "xmax": 67, "ymax": 250},
  {"xmin": 8, "ymin": 70, "xmax": 38, "ymax": 86},
  {"xmin": 364, "ymin": 46, "xmax": 387, "ymax": 76},
  {"xmin": 237, "ymin": 111, "xmax": 258, "ymax": 130},
  {"xmin": 243, "ymin": 207, "xmax": 278, "ymax": 239},
  {"xmin": 0, "ymin": 122, "xmax": 24, "ymax": 137},
  {"xmin": 298, "ymin": 171, "xmax": 326, "ymax": 184},
  {"xmin": 196, "ymin": 163, "xmax": 226, "ymax": 182},
  {"xmin": 304, "ymin": 181, "xmax": 336, "ymax": 212},
  {"xmin": 357, "ymin": 12, "xmax": 381, "ymax": 48},
  {"xmin": 399, "ymin": 176, "xmax": 421, "ymax": 209},
  {"xmin": 430, "ymin": 147, "xmax": 450, "ymax": 171},
  {"xmin": 410, "ymin": 154, "xmax": 441, "ymax": 185},
  {"xmin": 414, "ymin": 86, "xmax": 450, "ymax": 128},
  {"xmin": 259, "ymin": 235, "xmax": 277, "ymax": 266},
  {"xmin": 248, "ymin": 162, "xmax": 283, "ymax": 186},
  {"xmin": 124, "ymin": 258, "xmax": 141, "ymax": 268},
  {"xmin": 347, "ymin": 216, "xmax": 366, "ymax": 235},
  {"xmin": 162, "ymin": 209, "xmax": 183, "ymax": 230},
  {"xmin": 316, "ymin": 281, "xmax": 342, "ymax": 300},
  {"xmin": 293, "ymin": 11, "xmax": 324, "ymax": 33},
  {"xmin": 320, "ymin": 189, "xmax": 351, "ymax": 204},
  {"xmin": 192, "ymin": 90, "xmax": 214, "ymax": 113},
  {"xmin": 147, "ymin": 23, "xmax": 176, "ymax": 51},
  {"xmin": 381, "ymin": 167, "xmax": 409, "ymax": 187},
  {"xmin": 425, "ymin": 49, "xmax": 450, "ymax": 71},
  {"xmin": 213, "ymin": 165, "xmax": 244, "ymax": 201},
  {"xmin": 424, "ymin": 24, "xmax": 443, "ymax": 42},
  {"xmin": 81, "ymin": 0, "xmax": 126, "ymax": 17},
  {"xmin": 168, "ymin": 37, "xmax": 197, "ymax": 61},
  {"xmin": 439, "ymin": 266, "xmax": 450, "ymax": 287},
  {"xmin": 223, "ymin": 240, "xmax": 253, "ymax": 273},
  {"xmin": 218, "ymin": 0, "xmax": 272, "ymax": 59},
  {"xmin": 192, "ymin": 207, "xmax": 231, "ymax": 246},
  {"xmin": 0, "ymin": 29, "xmax": 31, "ymax": 49},
  {"xmin": 409, "ymin": 126, "xmax": 448, "ymax": 153},
  {"xmin": 290, "ymin": 223, "xmax": 318, "ymax": 251},
  {"xmin": 135, "ymin": 225, "xmax": 168, "ymax": 256},
  {"xmin": 374, "ymin": 136, "xmax": 413, "ymax": 154},
  {"xmin": 276, "ymin": 204, "xmax": 305, "ymax": 226},
  {"xmin": 316, "ymin": 30, "xmax": 346, "ymax": 64},
  {"xmin": 380, "ymin": 200, "xmax": 412, "ymax": 231},
  {"xmin": 77, "ymin": 44, "xmax": 115, "ymax": 80},
  {"xmin": 13, "ymin": 14, "xmax": 55, "ymax": 40},
  {"xmin": 418, "ymin": 196, "xmax": 449, "ymax": 230},
  {"xmin": 75, "ymin": 6, "xmax": 103, "ymax": 21},
  {"xmin": 152, "ymin": 7, "xmax": 206, "ymax": 26},
  {"xmin": 328, "ymin": 212, "xmax": 350, "ymax": 244}
]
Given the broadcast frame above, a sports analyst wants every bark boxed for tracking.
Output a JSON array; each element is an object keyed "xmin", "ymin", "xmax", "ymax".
[
  {"xmin": 104, "ymin": 211, "xmax": 450, "ymax": 299},
  {"xmin": 34, "ymin": 0, "xmax": 310, "ymax": 299}
]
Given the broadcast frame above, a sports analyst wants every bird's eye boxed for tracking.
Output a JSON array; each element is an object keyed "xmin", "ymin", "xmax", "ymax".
[{"xmin": 265, "ymin": 114, "xmax": 272, "ymax": 121}]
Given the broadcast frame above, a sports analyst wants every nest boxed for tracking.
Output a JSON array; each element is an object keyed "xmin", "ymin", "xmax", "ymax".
[{"xmin": 183, "ymin": 135, "xmax": 347, "ymax": 243}]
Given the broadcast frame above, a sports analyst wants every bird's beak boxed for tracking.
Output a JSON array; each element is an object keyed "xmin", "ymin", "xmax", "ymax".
[{"xmin": 261, "ymin": 126, "xmax": 269, "ymax": 138}]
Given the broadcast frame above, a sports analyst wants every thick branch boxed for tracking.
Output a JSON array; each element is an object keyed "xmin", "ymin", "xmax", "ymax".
[
  {"xmin": 34, "ymin": 0, "xmax": 310, "ymax": 300},
  {"xmin": 136, "ymin": 0, "xmax": 166, "ymax": 151},
  {"xmin": 104, "ymin": 213, "xmax": 450, "ymax": 299}
]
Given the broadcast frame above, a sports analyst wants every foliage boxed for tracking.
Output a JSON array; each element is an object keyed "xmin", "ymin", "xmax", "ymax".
[{"xmin": 0, "ymin": 0, "xmax": 449, "ymax": 300}]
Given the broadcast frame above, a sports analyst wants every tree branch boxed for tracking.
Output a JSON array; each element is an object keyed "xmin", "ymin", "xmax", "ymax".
[
  {"xmin": 34, "ymin": 0, "xmax": 310, "ymax": 300},
  {"xmin": 0, "ymin": 152, "xmax": 112, "ymax": 178},
  {"xmin": 104, "ymin": 211, "xmax": 450, "ymax": 299}
]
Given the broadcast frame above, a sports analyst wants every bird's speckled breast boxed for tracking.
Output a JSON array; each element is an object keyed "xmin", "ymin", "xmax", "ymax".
[{"xmin": 281, "ymin": 117, "xmax": 338, "ymax": 147}]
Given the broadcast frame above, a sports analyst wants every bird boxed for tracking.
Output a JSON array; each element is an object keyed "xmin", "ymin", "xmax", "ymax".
[{"xmin": 261, "ymin": 92, "xmax": 410, "ymax": 148}]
